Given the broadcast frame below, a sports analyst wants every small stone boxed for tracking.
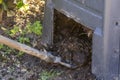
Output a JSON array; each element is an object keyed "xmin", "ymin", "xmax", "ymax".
[{"xmin": 21, "ymin": 68, "xmax": 27, "ymax": 72}]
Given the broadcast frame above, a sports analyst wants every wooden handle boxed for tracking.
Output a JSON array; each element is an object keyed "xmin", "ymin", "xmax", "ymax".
[
  {"xmin": 0, "ymin": 35, "xmax": 74, "ymax": 68},
  {"xmin": 0, "ymin": 35, "xmax": 56, "ymax": 62}
]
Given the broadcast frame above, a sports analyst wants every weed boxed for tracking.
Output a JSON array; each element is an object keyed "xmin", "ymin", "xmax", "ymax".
[
  {"xmin": 17, "ymin": 36, "xmax": 29, "ymax": 56},
  {"xmin": 26, "ymin": 21, "xmax": 42, "ymax": 35},
  {"xmin": 9, "ymin": 25, "xmax": 21, "ymax": 37},
  {"xmin": 4, "ymin": 46, "xmax": 13, "ymax": 54},
  {"xmin": 39, "ymin": 70, "xmax": 61, "ymax": 80},
  {"xmin": 18, "ymin": 36, "xmax": 30, "ymax": 43},
  {"xmin": 19, "ymin": 4, "xmax": 29, "ymax": 12},
  {"xmin": 0, "ymin": 43, "xmax": 24, "ymax": 56},
  {"xmin": 16, "ymin": 0, "xmax": 29, "ymax": 12},
  {"xmin": 1, "ymin": 21, "xmax": 43, "ymax": 57},
  {"xmin": 0, "ymin": 44, "xmax": 14, "ymax": 54},
  {"xmin": 0, "ymin": 44, "xmax": 4, "ymax": 49},
  {"xmin": 16, "ymin": 0, "xmax": 25, "ymax": 9},
  {"xmin": 17, "ymin": 51, "xmax": 24, "ymax": 57},
  {"xmin": 10, "ymin": 21, "xmax": 43, "ymax": 37}
]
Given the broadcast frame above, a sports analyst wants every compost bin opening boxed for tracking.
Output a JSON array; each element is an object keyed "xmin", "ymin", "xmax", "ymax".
[{"xmin": 50, "ymin": 9, "xmax": 93, "ymax": 67}]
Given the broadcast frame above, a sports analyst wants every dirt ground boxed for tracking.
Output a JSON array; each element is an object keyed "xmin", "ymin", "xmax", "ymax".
[{"xmin": 0, "ymin": 0, "xmax": 96, "ymax": 80}]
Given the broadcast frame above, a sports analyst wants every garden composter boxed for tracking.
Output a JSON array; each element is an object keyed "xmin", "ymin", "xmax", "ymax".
[{"xmin": 42, "ymin": 0, "xmax": 120, "ymax": 80}]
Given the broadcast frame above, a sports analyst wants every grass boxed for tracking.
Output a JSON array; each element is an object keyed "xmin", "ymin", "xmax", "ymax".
[
  {"xmin": 0, "ymin": 44, "xmax": 15, "ymax": 55},
  {"xmin": 26, "ymin": 21, "xmax": 43, "ymax": 35},
  {"xmin": 9, "ymin": 21, "xmax": 42, "ymax": 37},
  {"xmin": 39, "ymin": 70, "xmax": 62, "ymax": 80},
  {"xmin": 0, "ymin": 21, "xmax": 43, "ymax": 57}
]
